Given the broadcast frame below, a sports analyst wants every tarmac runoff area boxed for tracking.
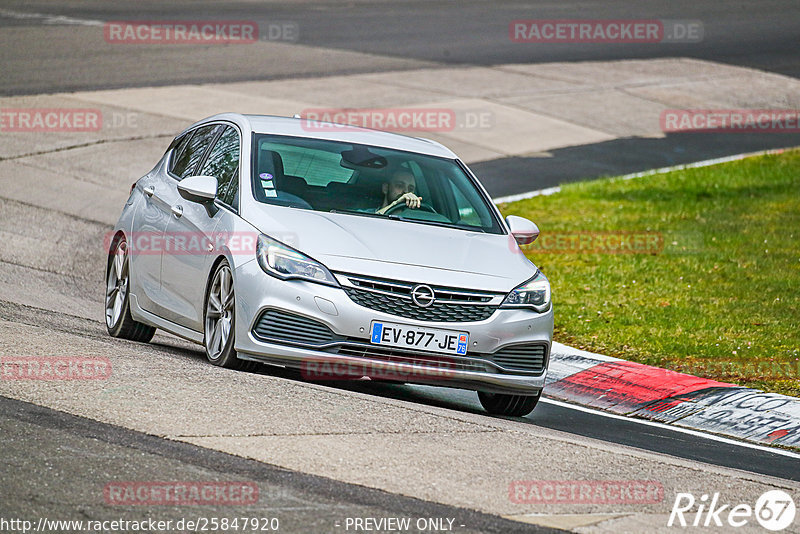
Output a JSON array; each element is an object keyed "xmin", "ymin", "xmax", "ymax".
[{"xmin": 1, "ymin": 58, "xmax": 799, "ymax": 531}]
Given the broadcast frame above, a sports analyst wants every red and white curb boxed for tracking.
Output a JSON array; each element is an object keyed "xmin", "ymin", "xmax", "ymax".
[{"xmin": 546, "ymin": 342, "xmax": 800, "ymax": 449}]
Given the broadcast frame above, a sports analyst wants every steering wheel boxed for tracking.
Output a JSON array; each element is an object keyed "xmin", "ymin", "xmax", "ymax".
[{"xmin": 384, "ymin": 201, "xmax": 437, "ymax": 215}]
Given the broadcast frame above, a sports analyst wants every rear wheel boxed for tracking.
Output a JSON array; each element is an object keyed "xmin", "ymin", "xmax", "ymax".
[
  {"xmin": 204, "ymin": 260, "xmax": 257, "ymax": 371},
  {"xmin": 478, "ymin": 391, "xmax": 540, "ymax": 417},
  {"xmin": 105, "ymin": 236, "xmax": 156, "ymax": 342}
]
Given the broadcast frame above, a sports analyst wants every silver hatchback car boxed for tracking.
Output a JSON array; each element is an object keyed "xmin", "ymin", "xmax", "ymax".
[{"xmin": 105, "ymin": 113, "xmax": 553, "ymax": 416}]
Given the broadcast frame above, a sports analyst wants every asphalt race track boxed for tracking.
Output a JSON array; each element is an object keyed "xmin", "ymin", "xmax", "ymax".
[
  {"xmin": 1, "ymin": 2, "xmax": 799, "ymax": 532},
  {"xmin": 1, "ymin": 395, "xmax": 555, "ymax": 534},
  {"xmin": 1, "ymin": 0, "xmax": 800, "ymax": 93}
]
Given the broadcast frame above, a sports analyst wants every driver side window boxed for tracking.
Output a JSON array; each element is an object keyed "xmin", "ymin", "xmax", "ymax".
[{"xmin": 199, "ymin": 126, "xmax": 240, "ymax": 209}]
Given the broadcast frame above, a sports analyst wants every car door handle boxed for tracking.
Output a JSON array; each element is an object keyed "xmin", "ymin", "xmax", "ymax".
[
  {"xmin": 143, "ymin": 186, "xmax": 155, "ymax": 197},
  {"xmin": 171, "ymin": 205, "xmax": 183, "ymax": 218}
]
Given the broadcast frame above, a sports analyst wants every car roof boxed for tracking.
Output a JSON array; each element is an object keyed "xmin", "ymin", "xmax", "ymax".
[{"xmin": 187, "ymin": 113, "xmax": 458, "ymax": 159}]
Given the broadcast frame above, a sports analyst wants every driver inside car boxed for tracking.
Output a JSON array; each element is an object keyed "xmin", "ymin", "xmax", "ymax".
[{"xmin": 376, "ymin": 170, "xmax": 423, "ymax": 214}]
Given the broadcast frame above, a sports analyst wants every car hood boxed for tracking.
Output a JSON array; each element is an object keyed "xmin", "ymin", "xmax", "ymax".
[{"xmin": 246, "ymin": 207, "xmax": 537, "ymax": 292}]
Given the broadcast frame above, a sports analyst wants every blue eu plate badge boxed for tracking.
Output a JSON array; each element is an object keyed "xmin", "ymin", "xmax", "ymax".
[{"xmin": 371, "ymin": 322, "xmax": 383, "ymax": 343}]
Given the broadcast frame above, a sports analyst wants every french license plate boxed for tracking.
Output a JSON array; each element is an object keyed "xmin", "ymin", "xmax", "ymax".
[{"xmin": 370, "ymin": 321, "xmax": 469, "ymax": 355}]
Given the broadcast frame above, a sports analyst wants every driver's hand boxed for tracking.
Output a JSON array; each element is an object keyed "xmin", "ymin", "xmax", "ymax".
[
  {"xmin": 376, "ymin": 193, "xmax": 423, "ymax": 214},
  {"xmin": 400, "ymin": 192, "xmax": 422, "ymax": 209}
]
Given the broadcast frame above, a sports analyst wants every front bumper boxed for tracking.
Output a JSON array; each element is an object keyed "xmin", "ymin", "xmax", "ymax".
[{"xmin": 233, "ymin": 260, "xmax": 553, "ymax": 395}]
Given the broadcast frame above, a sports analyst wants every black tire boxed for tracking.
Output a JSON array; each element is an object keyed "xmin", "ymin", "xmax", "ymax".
[
  {"xmin": 203, "ymin": 260, "xmax": 258, "ymax": 372},
  {"xmin": 105, "ymin": 236, "xmax": 156, "ymax": 343},
  {"xmin": 478, "ymin": 391, "xmax": 541, "ymax": 417}
]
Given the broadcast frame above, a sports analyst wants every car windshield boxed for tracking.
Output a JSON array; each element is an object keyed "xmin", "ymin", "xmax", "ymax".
[{"xmin": 250, "ymin": 134, "xmax": 503, "ymax": 234}]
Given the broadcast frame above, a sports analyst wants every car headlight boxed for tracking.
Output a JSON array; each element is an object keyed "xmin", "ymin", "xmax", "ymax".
[
  {"xmin": 501, "ymin": 272, "xmax": 551, "ymax": 312},
  {"xmin": 256, "ymin": 234, "xmax": 338, "ymax": 286}
]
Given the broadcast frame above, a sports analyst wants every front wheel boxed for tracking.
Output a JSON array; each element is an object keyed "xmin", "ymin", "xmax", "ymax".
[
  {"xmin": 105, "ymin": 236, "xmax": 156, "ymax": 343},
  {"xmin": 478, "ymin": 391, "xmax": 540, "ymax": 417},
  {"xmin": 204, "ymin": 260, "xmax": 256, "ymax": 371}
]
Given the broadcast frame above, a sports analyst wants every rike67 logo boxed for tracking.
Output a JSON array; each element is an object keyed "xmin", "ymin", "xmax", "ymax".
[{"xmin": 668, "ymin": 490, "xmax": 796, "ymax": 531}]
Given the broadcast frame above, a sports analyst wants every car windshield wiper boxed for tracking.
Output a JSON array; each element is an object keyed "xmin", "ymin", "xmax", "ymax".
[
  {"xmin": 395, "ymin": 216, "xmax": 487, "ymax": 233},
  {"xmin": 329, "ymin": 209, "xmax": 400, "ymax": 220},
  {"xmin": 329, "ymin": 210, "xmax": 486, "ymax": 232}
]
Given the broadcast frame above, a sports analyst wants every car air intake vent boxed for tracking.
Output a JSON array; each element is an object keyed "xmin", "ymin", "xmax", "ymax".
[
  {"xmin": 490, "ymin": 343, "xmax": 548, "ymax": 374},
  {"xmin": 252, "ymin": 309, "xmax": 339, "ymax": 345}
]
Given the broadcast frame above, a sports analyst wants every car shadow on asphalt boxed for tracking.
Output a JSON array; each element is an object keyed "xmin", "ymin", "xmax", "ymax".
[{"xmin": 144, "ymin": 337, "xmax": 531, "ymax": 420}]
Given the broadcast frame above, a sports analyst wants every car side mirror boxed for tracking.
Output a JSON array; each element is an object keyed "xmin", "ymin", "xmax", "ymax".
[
  {"xmin": 506, "ymin": 215, "xmax": 539, "ymax": 245},
  {"xmin": 177, "ymin": 175, "xmax": 219, "ymax": 216},
  {"xmin": 178, "ymin": 175, "xmax": 217, "ymax": 202}
]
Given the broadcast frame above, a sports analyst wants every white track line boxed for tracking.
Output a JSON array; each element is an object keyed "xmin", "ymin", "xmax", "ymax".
[
  {"xmin": 492, "ymin": 147, "xmax": 790, "ymax": 204},
  {"xmin": 541, "ymin": 397, "xmax": 800, "ymax": 459},
  {"xmin": 0, "ymin": 8, "xmax": 103, "ymax": 26},
  {"xmin": 493, "ymin": 185, "xmax": 561, "ymax": 204}
]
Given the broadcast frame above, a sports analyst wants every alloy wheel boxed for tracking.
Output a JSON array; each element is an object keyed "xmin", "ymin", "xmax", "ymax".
[
  {"xmin": 105, "ymin": 241, "xmax": 129, "ymax": 328},
  {"xmin": 205, "ymin": 264, "xmax": 235, "ymax": 360}
]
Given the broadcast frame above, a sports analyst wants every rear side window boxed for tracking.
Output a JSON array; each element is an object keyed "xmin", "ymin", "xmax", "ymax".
[
  {"xmin": 170, "ymin": 124, "xmax": 220, "ymax": 180},
  {"xmin": 167, "ymin": 133, "xmax": 191, "ymax": 173}
]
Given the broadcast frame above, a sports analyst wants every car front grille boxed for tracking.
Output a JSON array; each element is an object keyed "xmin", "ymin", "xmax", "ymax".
[
  {"xmin": 488, "ymin": 343, "xmax": 549, "ymax": 374},
  {"xmin": 340, "ymin": 273, "xmax": 502, "ymax": 322},
  {"xmin": 252, "ymin": 309, "xmax": 341, "ymax": 345}
]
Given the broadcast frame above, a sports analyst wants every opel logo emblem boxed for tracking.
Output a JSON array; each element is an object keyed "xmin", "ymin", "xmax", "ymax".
[{"xmin": 411, "ymin": 285, "xmax": 435, "ymax": 308}]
